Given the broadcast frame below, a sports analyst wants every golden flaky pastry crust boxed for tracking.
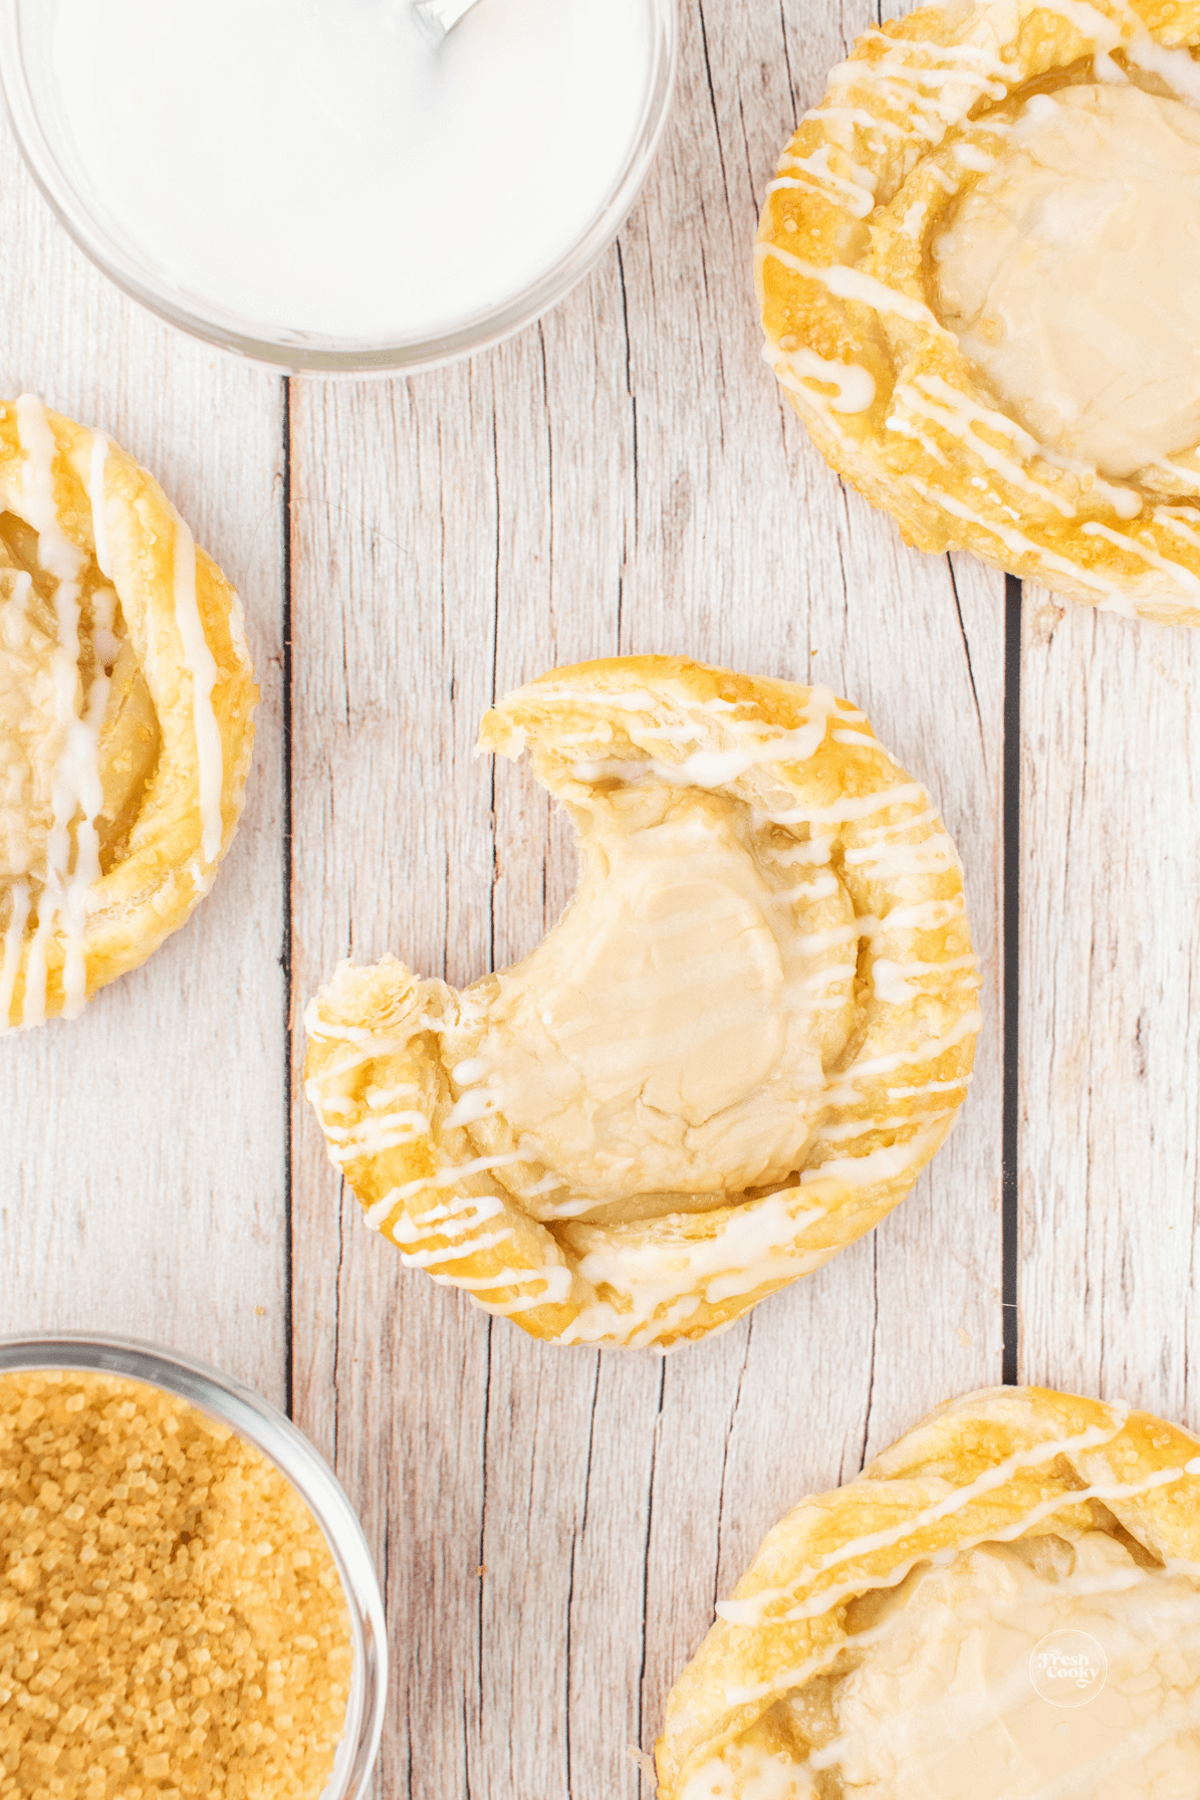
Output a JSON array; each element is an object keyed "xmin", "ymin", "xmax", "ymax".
[
  {"xmin": 305, "ymin": 657, "xmax": 979, "ymax": 1350},
  {"xmin": 0, "ymin": 398, "xmax": 257, "ymax": 1030},
  {"xmin": 656, "ymin": 1386, "xmax": 1200, "ymax": 1798},
  {"xmin": 757, "ymin": 0, "xmax": 1200, "ymax": 622}
]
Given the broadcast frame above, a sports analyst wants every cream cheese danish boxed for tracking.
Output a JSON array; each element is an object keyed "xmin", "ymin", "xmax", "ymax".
[
  {"xmin": 657, "ymin": 1386, "xmax": 1200, "ymax": 1799},
  {"xmin": 305, "ymin": 657, "xmax": 979, "ymax": 1350},
  {"xmin": 0, "ymin": 398, "xmax": 257, "ymax": 1030},
  {"xmin": 758, "ymin": 0, "xmax": 1200, "ymax": 622}
]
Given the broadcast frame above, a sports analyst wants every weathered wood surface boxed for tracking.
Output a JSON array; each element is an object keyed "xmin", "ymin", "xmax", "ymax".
[
  {"xmin": 0, "ymin": 125, "xmax": 289, "ymax": 1408},
  {"xmin": 1019, "ymin": 589, "xmax": 1200, "ymax": 1430},
  {"xmin": 289, "ymin": 3, "xmax": 1004, "ymax": 1796}
]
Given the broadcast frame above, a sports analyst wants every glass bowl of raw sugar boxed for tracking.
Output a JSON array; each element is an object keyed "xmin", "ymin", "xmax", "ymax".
[
  {"xmin": 0, "ymin": 0, "xmax": 677, "ymax": 373},
  {"xmin": 0, "ymin": 1332, "xmax": 386, "ymax": 1800}
]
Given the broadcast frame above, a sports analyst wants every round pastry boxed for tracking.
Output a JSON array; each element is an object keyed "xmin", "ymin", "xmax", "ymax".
[
  {"xmin": 657, "ymin": 1386, "xmax": 1200, "ymax": 1799},
  {"xmin": 757, "ymin": 0, "xmax": 1200, "ymax": 622},
  {"xmin": 0, "ymin": 396, "xmax": 257, "ymax": 1030},
  {"xmin": 305, "ymin": 656, "xmax": 979, "ymax": 1350}
]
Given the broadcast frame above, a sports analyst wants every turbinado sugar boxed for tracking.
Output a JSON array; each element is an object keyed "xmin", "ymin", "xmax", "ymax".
[{"xmin": 0, "ymin": 1370, "xmax": 353, "ymax": 1800}]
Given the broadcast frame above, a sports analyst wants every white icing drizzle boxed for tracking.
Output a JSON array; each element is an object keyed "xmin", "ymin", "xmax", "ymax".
[
  {"xmin": 365, "ymin": 1188, "xmax": 503, "ymax": 1234},
  {"xmin": 890, "ymin": 379, "xmax": 1077, "ymax": 518},
  {"xmin": 924, "ymin": 159, "xmax": 961, "ymax": 191},
  {"xmin": 887, "ymin": 414, "xmax": 954, "ymax": 470},
  {"xmin": 369, "ymin": 1151, "xmax": 525, "ymax": 1207},
  {"xmin": 756, "ymin": 242, "xmax": 944, "ymax": 331},
  {"xmin": 885, "ymin": 1074, "xmax": 972, "ymax": 1098},
  {"xmin": 1155, "ymin": 508, "xmax": 1200, "ymax": 553},
  {"xmin": 561, "ymin": 1191, "xmax": 832, "ymax": 1346},
  {"xmin": 321, "ymin": 1108, "xmax": 430, "ymax": 1163},
  {"xmin": 951, "ymin": 139, "xmax": 995, "ymax": 170},
  {"xmin": 900, "ymin": 198, "xmax": 929, "ymax": 237},
  {"xmin": 764, "ymin": 780, "xmax": 926, "ymax": 827},
  {"xmin": 170, "ymin": 508, "xmax": 224, "ymax": 863},
  {"xmin": 856, "ymin": 806, "xmax": 940, "ymax": 841},
  {"xmin": 824, "ymin": 1009, "xmax": 983, "ymax": 1097},
  {"xmin": 398, "ymin": 1230, "xmax": 516, "ymax": 1268},
  {"xmin": 903, "ymin": 476, "xmax": 1126, "ymax": 600},
  {"xmin": 765, "ymin": 341, "xmax": 877, "ymax": 415},
  {"xmin": 872, "ymin": 952, "xmax": 978, "ymax": 1005},
  {"xmin": 0, "ymin": 882, "xmax": 31, "ymax": 1028},
  {"xmin": 773, "ymin": 145, "xmax": 878, "ymax": 218},
  {"xmin": 844, "ymin": 833, "xmax": 957, "ymax": 875},
  {"xmin": 829, "ymin": 1453, "xmax": 1193, "ymax": 1618},
  {"xmin": 827, "ymin": 33, "xmax": 1010, "ymax": 151},
  {"xmin": 1081, "ymin": 520, "xmax": 1200, "ymax": 596},
  {"xmin": 572, "ymin": 687, "xmax": 855, "ymax": 788},
  {"xmin": 819, "ymin": 1107, "xmax": 950, "ymax": 1141},
  {"xmin": 452, "ymin": 1056, "xmax": 490, "ymax": 1083},
  {"xmin": 854, "ymin": 29, "xmax": 1012, "ymax": 79},
  {"xmin": 13, "ymin": 395, "xmax": 105, "ymax": 1024},
  {"xmin": 800, "ymin": 1121, "xmax": 950, "ymax": 1188},
  {"xmin": 718, "ymin": 1412, "xmax": 1131, "ymax": 1626},
  {"xmin": 445, "ymin": 1087, "xmax": 498, "ymax": 1128},
  {"xmin": 780, "ymin": 876, "xmax": 839, "ymax": 903},
  {"xmin": 1125, "ymin": 29, "xmax": 1200, "ymax": 105},
  {"xmin": 365, "ymin": 1080, "xmax": 421, "ymax": 1106},
  {"xmin": 914, "ymin": 375, "xmax": 1143, "ymax": 519},
  {"xmin": 806, "ymin": 104, "xmax": 905, "ymax": 140},
  {"xmin": 455, "ymin": 1262, "xmax": 575, "ymax": 1316},
  {"xmin": 877, "ymin": 896, "xmax": 965, "ymax": 931}
]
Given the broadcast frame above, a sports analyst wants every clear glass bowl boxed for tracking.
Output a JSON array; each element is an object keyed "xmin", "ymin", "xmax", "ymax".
[
  {"xmin": 0, "ymin": 1331, "xmax": 387, "ymax": 1800},
  {"xmin": 0, "ymin": 0, "xmax": 677, "ymax": 374}
]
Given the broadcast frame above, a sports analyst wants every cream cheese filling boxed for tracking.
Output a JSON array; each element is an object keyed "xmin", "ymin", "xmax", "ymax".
[
  {"xmin": 0, "ymin": 524, "xmax": 157, "ymax": 922},
  {"xmin": 691, "ymin": 1532, "xmax": 1200, "ymax": 1799},
  {"xmin": 934, "ymin": 83, "xmax": 1200, "ymax": 480},
  {"xmin": 449, "ymin": 786, "xmax": 861, "ymax": 1210}
]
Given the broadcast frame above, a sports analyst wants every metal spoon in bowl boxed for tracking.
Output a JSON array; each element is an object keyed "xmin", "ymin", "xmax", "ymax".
[{"xmin": 412, "ymin": 0, "xmax": 484, "ymax": 44}]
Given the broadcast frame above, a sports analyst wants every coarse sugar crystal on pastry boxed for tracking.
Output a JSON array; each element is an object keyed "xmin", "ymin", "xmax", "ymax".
[
  {"xmin": 304, "ymin": 656, "xmax": 980, "ymax": 1351},
  {"xmin": 656, "ymin": 1386, "xmax": 1200, "ymax": 1800},
  {"xmin": 0, "ymin": 396, "xmax": 257, "ymax": 1030},
  {"xmin": 757, "ymin": 0, "xmax": 1200, "ymax": 623}
]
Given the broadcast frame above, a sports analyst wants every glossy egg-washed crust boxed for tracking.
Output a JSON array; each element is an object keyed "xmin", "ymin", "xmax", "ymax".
[
  {"xmin": 0, "ymin": 403, "xmax": 257, "ymax": 1026},
  {"xmin": 656, "ymin": 1385, "xmax": 1200, "ymax": 1797},
  {"xmin": 305, "ymin": 657, "xmax": 979, "ymax": 1351},
  {"xmin": 757, "ymin": 0, "xmax": 1200, "ymax": 622}
]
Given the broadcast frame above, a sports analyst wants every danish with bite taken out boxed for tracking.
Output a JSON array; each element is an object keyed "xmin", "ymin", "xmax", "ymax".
[
  {"xmin": 0, "ymin": 397, "xmax": 257, "ymax": 1030},
  {"xmin": 305, "ymin": 657, "xmax": 979, "ymax": 1350},
  {"xmin": 758, "ymin": 0, "xmax": 1200, "ymax": 621}
]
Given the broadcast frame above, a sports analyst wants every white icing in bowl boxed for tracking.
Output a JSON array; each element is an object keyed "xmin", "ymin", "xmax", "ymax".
[{"xmin": 0, "ymin": 0, "xmax": 676, "ymax": 370}]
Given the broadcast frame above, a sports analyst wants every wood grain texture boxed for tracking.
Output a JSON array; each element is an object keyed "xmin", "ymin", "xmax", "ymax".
[
  {"xmin": 5, "ymin": 0, "xmax": 1197, "ymax": 1776},
  {"xmin": 0, "ymin": 125, "xmax": 288, "ymax": 1406},
  {"xmin": 1019, "ymin": 588, "xmax": 1200, "ymax": 1428},
  {"xmin": 289, "ymin": 3, "xmax": 1004, "ymax": 1796}
]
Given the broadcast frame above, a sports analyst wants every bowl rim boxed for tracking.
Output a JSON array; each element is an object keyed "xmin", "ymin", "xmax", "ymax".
[
  {"xmin": 0, "ymin": 0, "xmax": 679, "ymax": 375},
  {"xmin": 0, "ymin": 1330, "xmax": 387, "ymax": 1800}
]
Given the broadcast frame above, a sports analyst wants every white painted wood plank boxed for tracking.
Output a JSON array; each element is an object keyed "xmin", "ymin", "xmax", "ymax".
[
  {"xmin": 1019, "ymin": 588, "xmax": 1200, "ymax": 1428},
  {"xmin": 289, "ymin": 5, "xmax": 1004, "ymax": 1800},
  {"xmin": 0, "ymin": 124, "xmax": 288, "ymax": 1406}
]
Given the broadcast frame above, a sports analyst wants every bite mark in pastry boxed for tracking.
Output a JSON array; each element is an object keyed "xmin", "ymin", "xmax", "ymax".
[
  {"xmin": 0, "ymin": 397, "xmax": 257, "ymax": 1029},
  {"xmin": 656, "ymin": 1387, "xmax": 1200, "ymax": 1798},
  {"xmin": 757, "ymin": 0, "xmax": 1200, "ymax": 622},
  {"xmin": 305, "ymin": 657, "xmax": 979, "ymax": 1350}
]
